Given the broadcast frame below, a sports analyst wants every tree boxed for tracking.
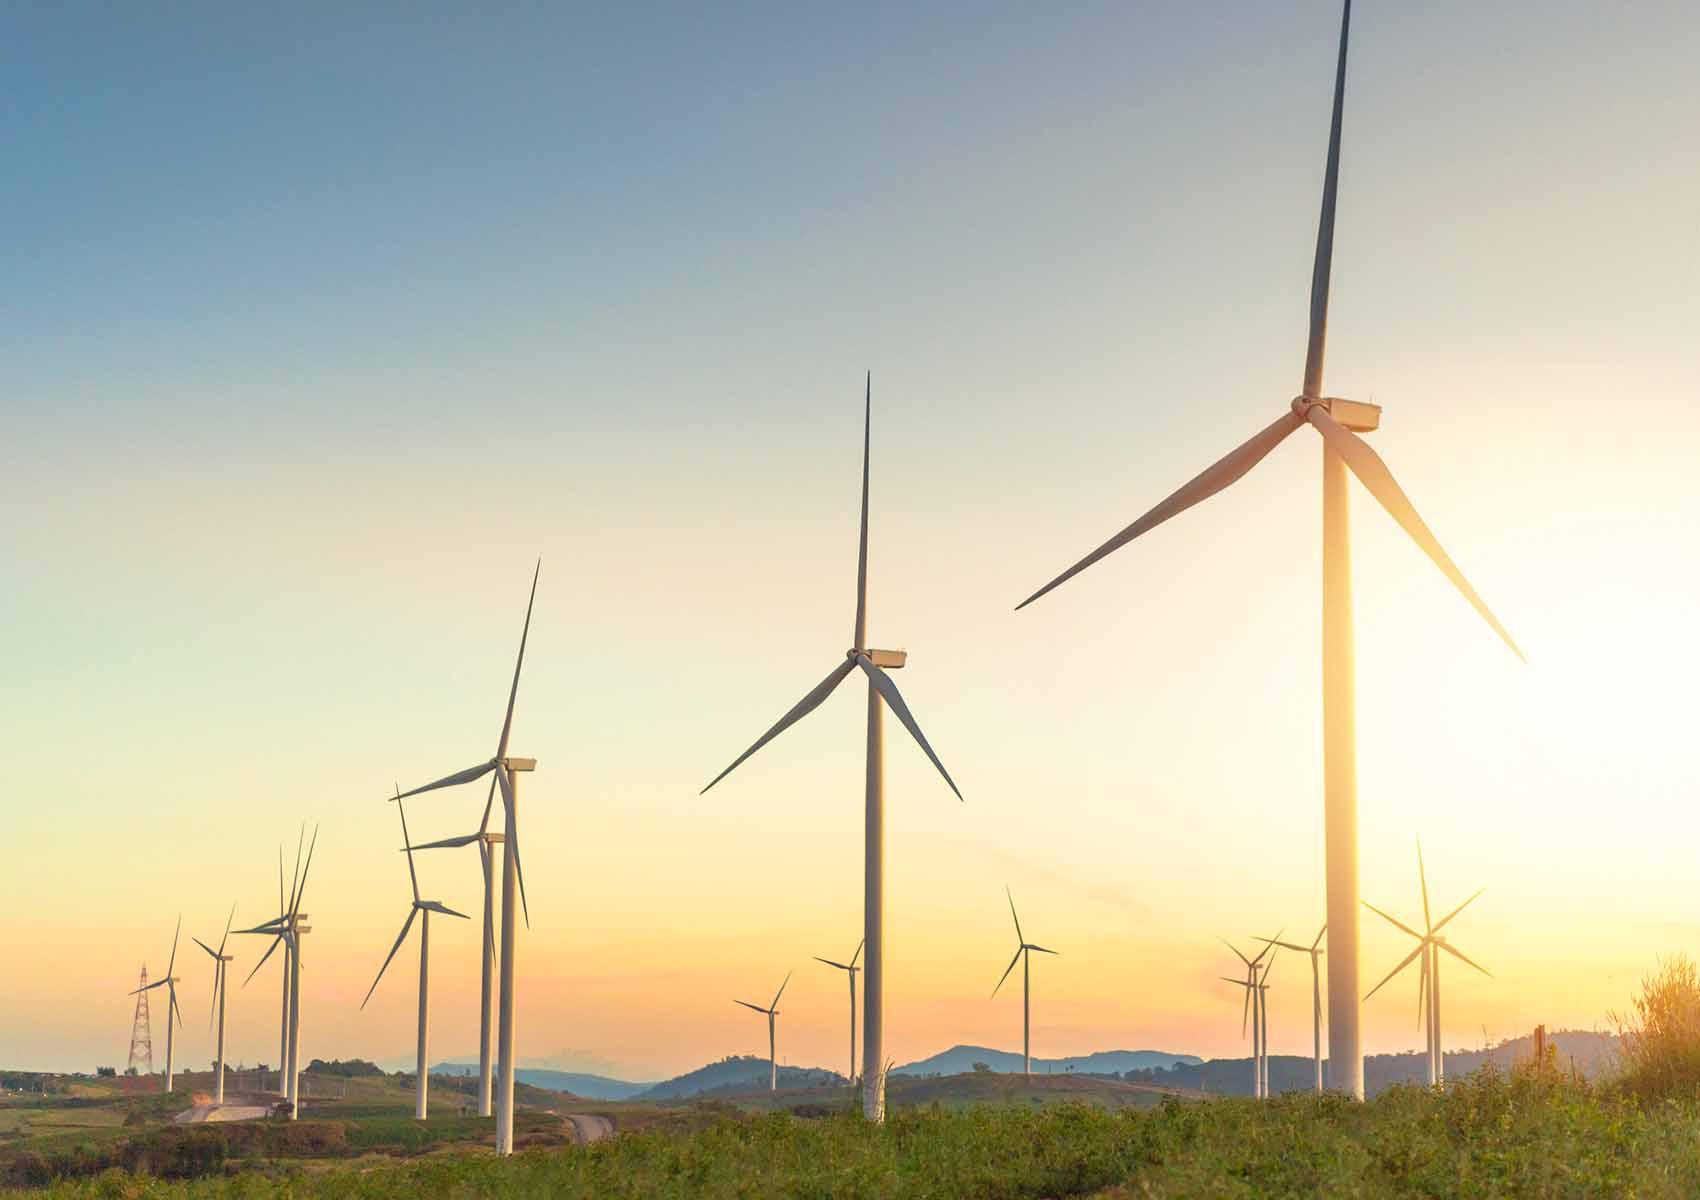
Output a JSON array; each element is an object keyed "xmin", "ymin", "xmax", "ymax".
[
  {"xmin": 971, "ymin": 1062, "xmax": 990, "ymax": 1073},
  {"xmin": 96, "ymin": 1066, "xmax": 117, "ymax": 1077}
]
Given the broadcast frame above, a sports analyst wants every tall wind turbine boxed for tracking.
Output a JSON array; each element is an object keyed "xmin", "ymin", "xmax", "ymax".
[
  {"xmin": 1364, "ymin": 841, "xmax": 1489, "ymax": 1086},
  {"xmin": 992, "ymin": 888, "xmax": 1058, "ymax": 1080},
  {"xmin": 1256, "ymin": 953, "xmax": 1278, "ymax": 1098},
  {"xmin": 238, "ymin": 825, "xmax": 318, "ymax": 1118},
  {"xmin": 734, "ymin": 972, "xmax": 791, "ymax": 1091},
  {"xmin": 1257, "ymin": 925, "xmax": 1327, "ymax": 1092},
  {"xmin": 1222, "ymin": 938, "xmax": 1276, "ymax": 1098},
  {"xmin": 814, "ymin": 939, "xmax": 863, "ymax": 1087},
  {"xmin": 192, "ymin": 906, "xmax": 236, "ymax": 1105},
  {"xmin": 406, "ymin": 789, "xmax": 503, "ymax": 1116},
  {"xmin": 130, "ymin": 917, "xmax": 184, "ymax": 1093},
  {"xmin": 701, "ymin": 376, "xmax": 964, "ymax": 1123},
  {"xmin": 1015, "ymin": 0, "xmax": 1523, "ymax": 1099},
  {"xmin": 394, "ymin": 563, "xmax": 539, "ymax": 1155},
  {"xmin": 363, "ymin": 791, "xmax": 470, "ymax": 1120}
]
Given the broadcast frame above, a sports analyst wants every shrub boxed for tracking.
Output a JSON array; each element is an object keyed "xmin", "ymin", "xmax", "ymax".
[{"xmin": 1611, "ymin": 954, "xmax": 1700, "ymax": 1099}]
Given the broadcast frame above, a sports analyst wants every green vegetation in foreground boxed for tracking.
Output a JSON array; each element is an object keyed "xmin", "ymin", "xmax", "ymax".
[{"xmin": 16, "ymin": 1066, "xmax": 1700, "ymax": 1198}]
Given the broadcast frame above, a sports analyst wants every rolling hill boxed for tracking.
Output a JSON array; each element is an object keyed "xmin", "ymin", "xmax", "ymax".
[{"xmin": 893, "ymin": 1045, "xmax": 1202, "ymax": 1078}]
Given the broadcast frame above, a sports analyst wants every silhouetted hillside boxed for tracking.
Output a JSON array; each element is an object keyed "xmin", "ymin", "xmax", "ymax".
[
  {"xmin": 894, "ymin": 1045, "xmax": 1200, "ymax": 1078},
  {"xmin": 1124, "ymin": 1030, "xmax": 1619, "ymax": 1097},
  {"xmin": 638, "ymin": 1055, "xmax": 844, "ymax": 1100},
  {"xmin": 431, "ymin": 1062, "xmax": 654, "ymax": 1100}
]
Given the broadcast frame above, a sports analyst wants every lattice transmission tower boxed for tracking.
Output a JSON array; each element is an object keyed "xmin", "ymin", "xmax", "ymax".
[{"xmin": 125, "ymin": 964, "xmax": 154, "ymax": 1091}]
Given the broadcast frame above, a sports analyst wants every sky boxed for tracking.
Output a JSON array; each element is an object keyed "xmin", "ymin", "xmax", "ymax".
[{"xmin": 2, "ymin": 0, "xmax": 1698, "ymax": 1082}]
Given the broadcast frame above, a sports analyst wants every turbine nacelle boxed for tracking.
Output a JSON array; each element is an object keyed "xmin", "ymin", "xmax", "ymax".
[
  {"xmin": 850, "ymin": 648, "xmax": 907, "ymax": 669},
  {"xmin": 1292, "ymin": 394, "xmax": 1381, "ymax": 432}
]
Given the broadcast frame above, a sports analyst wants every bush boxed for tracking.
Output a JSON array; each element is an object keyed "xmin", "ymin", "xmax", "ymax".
[{"xmin": 1611, "ymin": 954, "xmax": 1700, "ymax": 1099}]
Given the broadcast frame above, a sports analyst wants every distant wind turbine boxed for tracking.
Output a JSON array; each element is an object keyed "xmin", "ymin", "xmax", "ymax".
[
  {"xmin": 237, "ymin": 825, "xmax": 318, "ymax": 1119},
  {"xmin": 130, "ymin": 917, "xmax": 184, "ymax": 1093},
  {"xmin": 1222, "ymin": 937, "xmax": 1277, "ymax": 1099},
  {"xmin": 1013, "ymin": 0, "xmax": 1523, "ymax": 1100},
  {"xmin": 1257, "ymin": 924, "xmax": 1326, "ymax": 1092},
  {"xmin": 1256, "ymin": 954, "xmax": 1278, "ymax": 1098},
  {"xmin": 1364, "ymin": 841, "xmax": 1489, "ymax": 1086},
  {"xmin": 406, "ymin": 792, "xmax": 503, "ymax": 1117},
  {"xmin": 702, "ymin": 376, "xmax": 964, "ymax": 1122},
  {"xmin": 362, "ymin": 790, "xmax": 470, "ymax": 1120},
  {"xmin": 992, "ymin": 888, "xmax": 1058, "ymax": 1080},
  {"xmin": 814, "ymin": 939, "xmax": 864, "ymax": 1087},
  {"xmin": 734, "ymin": 973, "xmax": 791, "ymax": 1091},
  {"xmin": 191, "ymin": 906, "xmax": 236, "ymax": 1105},
  {"xmin": 394, "ymin": 563, "xmax": 539, "ymax": 1155}
]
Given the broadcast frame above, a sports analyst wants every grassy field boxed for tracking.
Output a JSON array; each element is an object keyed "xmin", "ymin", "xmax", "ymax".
[{"xmin": 8, "ymin": 1066, "xmax": 1700, "ymax": 1197}]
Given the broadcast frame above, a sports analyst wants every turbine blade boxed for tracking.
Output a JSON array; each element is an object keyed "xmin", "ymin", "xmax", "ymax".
[
  {"xmin": 287, "ymin": 825, "xmax": 305, "ymax": 916},
  {"xmin": 992, "ymin": 946, "xmax": 1023, "ymax": 998},
  {"xmin": 1301, "ymin": 0, "xmax": 1352, "ymax": 396},
  {"xmin": 1362, "ymin": 900, "xmax": 1424, "ymax": 942},
  {"xmin": 167, "ymin": 916, "xmax": 181, "ymax": 977},
  {"xmin": 496, "ymin": 765, "xmax": 531, "ymax": 929},
  {"xmin": 193, "ymin": 937, "xmax": 218, "ymax": 959},
  {"xmin": 1006, "ymin": 886, "xmax": 1024, "ymax": 944},
  {"xmin": 495, "ymin": 560, "xmax": 541, "ymax": 762},
  {"xmin": 1250, "ymin": 929, "xmax": 1284, "ymax": 967},
  {"xmin": 478, "ymin": 772, "xmax": 498, "ymax": 837},
  {"xmin": 422, "ymin": 901, "xmax": 471, "ymax": 919},
  {"xmin": 1431, "ymin": 888, "xmax": 1485, "ymax": 936},
  {"xmin": 850, "ymin": 938, "xmax": 864, "ymax": 969},
  {"xmin": 361, "ymin": 909, "xmax": 418, "ymax": 1010},
  {"xmin": 395, "ymin": 760, "xmax": 496, "ymax": 801},
  {"xmin": 1261, "ymin": 951, "xmax": 1277, "ymax": 984},
  {"xmin": 243, "ymin": 934, "xmax": 284, "ymax": 987},
  {"xmin": 1242, "ymin": 977, "xmax": 1252, "ymax": 1036},
  {"xmin": 1311, "ymin": 923, "xmax": 1328, "ymax": 952},
  {"xmin": 1417, "ymin": 837, "xmax": 1432, "ymax": 932},
  {"xmin": 856, "ymin": 655, "xmax": 962, "ymax": 800},
  {"xmin": 1255, "ymin": 938, "xmax": 1313, "ymax": 954},
  {"xmin": 1027, "ymin": 945, "xmax": 1059, "ymax": 955},
  {"xmin": 218, "ymin": 902, "xmax": 235, "ymax": 958},
  {"xmin": 1304, "ymin": 405, "xmax": 1523, "ymax": 661},
  {"xmin": 1363, "ymin": 943, "xmax": 1425, "ymax": 1001},
  {"xmin": 814, "ymin": 957, "xmax": 851, "ymax": 971},
  {"xmin": 407, "ymin": 832, "xmax": 483, "ymax": 851},
  {"xmin": 1220, "ymin": 938, "xmax": 1252, "ymax": 967},
  {"xmin": 480, "ymin": 840, "xmax": 495, "ymax": 973},
  {"xmin": 853, "ymin": 372, "xmax": 871, "ymax": 651},
  {"xmin": 772, "ymin": 971, "xmax": 791, "ymax": 1011},
  {"xmin": 1437, "ymin": 940, "xmax": 1493, "ymax": 979},
  {"xmin": 397, "ymin": 789, "xmax": 421, "ymax": 905},
  {"xmin": 700, "ymin": 659, "xmax": 857, "ymax": 795},
  {"xmin": 1015, "ymin": 410, "xmax": 1305, "ymax": 610},
  {"xmin": 734, "ymin": 1000, "xmax": 769, "ymax": 1014},
  {"xmin": 1418, "ymin": 947, "xmax": 1430, "ymax": 1030},
  {"xmin": 170, "ymin": 984, "xmax": 183, "ymax": 1029},
  {"xmin": 291, "ymin": 826, "xmax": 319, "ymax": 920}
]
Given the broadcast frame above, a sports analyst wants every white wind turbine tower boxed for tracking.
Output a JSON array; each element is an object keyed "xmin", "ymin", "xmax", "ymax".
[
  {"xmin": 406, "ymin": 792, "xmax": 503, "ymax": 1116},
  {"xmin": 814, "ymin": 939, "xmax": 863, "ymax": 1088},
  {"xmin": 1364, "ymin": 841, "xmax": 1489, "ymax": 1087},
  {"xmin": 1222, "ymin": 938, "xmax": 1276, "ymax": 1099},
  {"xmin": 734, "ymin": 973, "xmax": 791, "ymax": 1091},
  {"xmin": 1256, "ymin": 955, "xmax": 1277, "ymax": 1098},
  {"xmin": 992, "ymin": 888, "xmax": 1058, "ymax": 1080},
  {"xmin": 1257, "ymin": 925, "xmax": 1327, "ymax": 1093},
  {"xmin": 702, "ymin": 376, "xmax": 964, "ymax": 1123},
  {"xmin": 362, "ymin": 791, "xmax": 471, "ymax": 1120},
  {"xmin": 192, "ymin": 906, "xmax": 237, "ymax": 1105},
  {"xmin": 394, "ymin": 563, "xmax": 539, "ymax": 1155},
  {"xmin": 1015, "ymin": 0, "xmax": 1523, "ymax": 1099},
  {"xmin": 130, "ymin": 917, "xmax": 184, "ymax": 1093},
  {"xmin": 238, "ymin": 825, "xmax": 318, "ymax": 1119}
]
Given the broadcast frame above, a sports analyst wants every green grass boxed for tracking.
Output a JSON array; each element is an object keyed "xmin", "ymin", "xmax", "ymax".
[{"xmin": 14, "ymin": 1067, "xmax": 1700, "ymax": 1198}]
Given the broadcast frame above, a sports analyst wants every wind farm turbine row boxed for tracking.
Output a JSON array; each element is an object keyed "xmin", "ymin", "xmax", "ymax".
[{"xmin": 122, "ymin": 0, "xmax": 1520, "ymax": 1133}]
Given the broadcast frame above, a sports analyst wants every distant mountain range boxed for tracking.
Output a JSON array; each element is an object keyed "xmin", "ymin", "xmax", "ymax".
[
  {"xmin": 892, "ymin": 1045, "xmax": 1202, "ymax": 1078},
  {"xmin": 637, "ymin": 1055, "xmax": 844, "ymax": 1100},
  {"xmin": 431, "ymin": 1063, "xmax": 655, "ymax": 1101}
]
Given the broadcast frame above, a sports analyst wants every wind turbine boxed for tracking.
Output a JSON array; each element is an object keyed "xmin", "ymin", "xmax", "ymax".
[
  {"xmin": 992, "ymin": 888, "xmax": 1058, "ymax": 1080},
  {"xmin": 362, "ymin": 791, "xmax": 470, "ymax": 1120},
  {"xmin": 1364, "ymin": 841, "xmax": 1489, "ymax": 1086},
  {"xmin": 394, "ymin": 563, "xmax": 538, "ymax": 1155},
  {"xmin": 1014, "ymin": 0, "xmax": 1522, "ymax": 1100},
  {"xmin": 405, "ymin": 790, "xmax": 503, "ymax": 1116},
  {"xmin": 1222, "ymin": 937, "xmax": 1276, "ymax": 1098},
  {"xmin": 1256, "ymin": 953, "xmax": 1277, "ymax": 1098},
  {"xmin": 734, "ymin": 972, "xmax": 791, "ymax": 1091},
  {"xmin": 192, "ymin": 906, "xmax": 236, "ymax": 1105},
  {"xmin": 1257, "ymin": 924, "xmax": 1327, "ymax": 1092},
  {"xmin": 237, "ymin": 825, "xmax": 318, "ymax": 1118},
  {"xmin": 814, "ymin": 939, "xmax": 863, "ymax": 1087},
  {"xmin": 701, "ymin": 376, "xmax": 964, "ymax": 1123},
  {"xmin": 130, "ymin": 917, "xmax": 183, "ymax": 1093}
]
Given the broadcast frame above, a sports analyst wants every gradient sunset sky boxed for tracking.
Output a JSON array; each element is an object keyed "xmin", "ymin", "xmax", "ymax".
[{"xmin": 4, "ymin": 1, "xmax": 1698, "ymax": 1081}]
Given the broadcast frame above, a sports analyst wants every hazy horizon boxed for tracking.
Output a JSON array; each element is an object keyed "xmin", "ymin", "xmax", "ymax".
[{"xmin": 4, "ymin": 1, "xmax": 1697, "ymax": 1082}]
